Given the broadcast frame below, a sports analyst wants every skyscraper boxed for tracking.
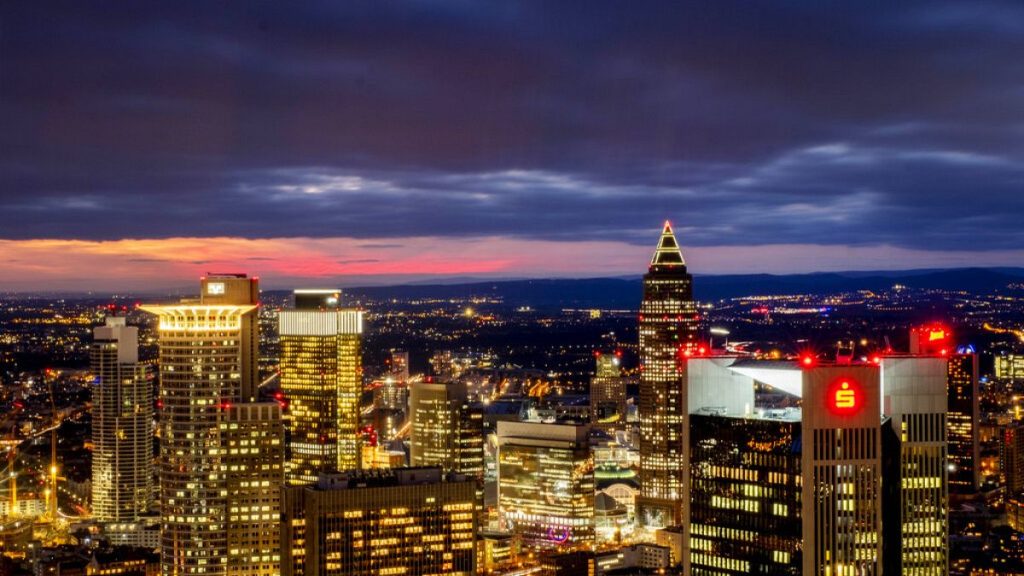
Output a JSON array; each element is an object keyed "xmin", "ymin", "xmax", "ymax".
[
  {"xmin": 910, "ymin": 326, "xmax": 981, "ymax": 493},
  {"xmin": 682, "ymin": 356, "xmax": 949, "ymax": 575},
  {"xmin": 278, "ymin": 289, "xmax": 364, "ymax": 482},
  {"xmin": 497, "ymin": 421, "xmax": 594, "ymax": 549},
  {"xmin": 223, "ymin": 403, "xmax": 285, "ymax": 576},
  {"xmin": 90, "ymin": 316, "xmax": 153, "ymax": 523},
  {"xmin": 637, "ymin": 221, "xmax": 699, "ymax": 528},
  {"xmin": 143, "ymin": 274, "xmax": 282, "ymax": 576},
  {"xmin": 410, "ymin": 380, "xmax": 483, "ymax": 476},
  {"xmin": 1004, "ymin": 423, "xmax": 1024, "ymax": 497},
  {"xmin": 281, "ymin": 468, "xmax": 478, "ymax": 576},
  {"xmin": 947, "ymin": 351, "xmax": 981, "ymax": 493}
]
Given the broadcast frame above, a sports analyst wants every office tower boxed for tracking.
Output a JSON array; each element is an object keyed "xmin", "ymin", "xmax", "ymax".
[
  {"xmin": 199, "ymin": 274, "xmax": 260, "ymax": 401},
  {"xmin": 410, "ymin": 381, "xmax": 458, "ymax": 469},
  {"xmin": 682, "ymin": 356, "xmax": 949, "ymax": 576},
  {"xmin": 637, "ymin": 221, "xmax": 699, "ymax": 528},
  {"xmin": 910, "ymin": 326, "xmax": 981, "ymax": 493},
  {"xmin": 281, "ymin": 467, "xmax": 478, "ymax": 576},
  {"xmin": 878, "ymin": 357, "xmax": 949, "ymax": 576},
  {"xmin": 497, "ymin": 421, "xmax": 594, "ymax": 549},
  {"xmin": 590, "ymin": 352, "xmax": 628, "ymax": 432},
  {"xmin": 995, "ymin": 354, "xmax": 1024, "ymax": 381},
  {"xmin": 90, "ymin": 316, "xmax": 153, "ymax": 523},
  {"xmin": 223, "ymin": 403, "xmax": 284, "ymax": 576},
  {"xmin": 947, "ymin": 351, "xmax": 981, "ymax": 493},
  {"xmin": 457, "ymin": 401, "xmax": 485, "ymax": 479},
  {"xmin": 142, "ymin": 274, "xmax": 279, "ymax": 576},
  {"xmin": 1004, "ymin": 423, "xmax": 1024, "ymax": 497},
  {"xmin": 278, "ymin": 289, "xmax": 364, "ymax": 482},
  {"xmin": 410, "ymin": 381, "xmax": 484, "ymax": 477}
]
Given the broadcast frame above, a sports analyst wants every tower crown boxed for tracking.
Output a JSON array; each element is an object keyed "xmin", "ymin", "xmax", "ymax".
[{"xmin": 650, "ymin": 221, "xmax": 686, "ymax": 268}]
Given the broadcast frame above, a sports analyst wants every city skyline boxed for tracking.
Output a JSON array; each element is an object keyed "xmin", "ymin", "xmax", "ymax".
[
  {"xmin": 3, "ymin": 2, "xmax": 1024, "ymax": 290},
  {"xmin": 0, "ymin": 3, "xmax": 1020, "ymax": 574}
]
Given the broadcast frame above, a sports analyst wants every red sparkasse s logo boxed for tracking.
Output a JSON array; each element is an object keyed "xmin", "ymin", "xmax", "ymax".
[{"xmin": 827, "ymin": 377, "xmax": 862, "ymax": 416}]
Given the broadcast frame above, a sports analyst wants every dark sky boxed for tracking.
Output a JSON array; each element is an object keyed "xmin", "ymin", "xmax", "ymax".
[{"xmin": 1, "ymin": 2, "xmax": 1023, "ymax": 288}]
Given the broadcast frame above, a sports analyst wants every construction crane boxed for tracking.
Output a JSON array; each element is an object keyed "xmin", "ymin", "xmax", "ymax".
[
  {"xmin": 46, "ymin": 377, "xmax": 58, "ymax": 523},
  {"xmin": 0, "ymin": 401, "xmax": 24, "ymax": 518},
  {"xmin": 35, "ymin": 369, "xmax": 71, "ymax": 546}
]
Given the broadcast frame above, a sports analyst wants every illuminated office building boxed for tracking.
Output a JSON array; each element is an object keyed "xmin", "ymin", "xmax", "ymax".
[
  {"xmin": 637, "ymin": 221, "xmax": 699, "ymax": 528},
  {"xmin": 90, "ymin": 316, "xmax": 153, "ymax": 523},
  {"xmin": 996, "ymin": 354, "xmax": 1024, "ymax": 381},
  {"xmin": 1004, "ymin": 423, "xmax": 1024, "ymax": 497},
  {"xmin": 497, "ymin": 421, "xmax": 594, "ymax": 549},
  {"xmin": 410, "ymin": 380, "xmax": 482, "ymax": 476},
  {"xmin": 142, "ymin": 274, "xmax": 281, "ymax": 576},
  {"xmin": 281, "ymin": 467, "xmax": 478, "ymax": 576},
  {"xmin": 683, "ymin": 356, "xmax": 948, "ymax": 576},
  {"xmin": 590, "ymin": 352, "xmax": 629, "ymax": 432},
  {"xmin": 947, "ymin": 351, "xmax": 981, "ymax": 492},
  {"xmin": 910, "ymin": 326, "xmax": 981, "ymax": 493},
  {"xmin": 278, "ymin": 289, "xmax": 364, "ymax": 482},
  {"xmin": 223, "ymin": 403, "xmax": 285, "ymax": 576}
]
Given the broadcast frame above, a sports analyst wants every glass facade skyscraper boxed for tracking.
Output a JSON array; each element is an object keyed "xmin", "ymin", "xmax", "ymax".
[
  {"xmin": 682, "ymin": 357, "xmax": 949, "ymax": 576},
  {"xmin": 278, "ymin": 290, "xmax": 364, "ymax": 482},
  {"xmin": 947, "ymin": 352, "xmax": 980, "ymax": 493},
  {"xmin": 497, "ymin": 421, "xmax": 594, "ymax": 549},
  {"xmin": 689, "ymin": 414, "xmax": 802, "ymax": 575}
]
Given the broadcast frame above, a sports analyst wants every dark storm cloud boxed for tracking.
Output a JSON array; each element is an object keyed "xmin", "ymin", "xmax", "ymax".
[{"xmin": 1, "ymin": 1, "xmax": 1023, "ymax": 250}]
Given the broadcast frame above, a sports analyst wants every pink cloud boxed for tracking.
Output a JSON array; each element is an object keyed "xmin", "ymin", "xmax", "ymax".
[{"xmin": 1, "ymin": 236, "xmax": 1023, "ymax": 292}]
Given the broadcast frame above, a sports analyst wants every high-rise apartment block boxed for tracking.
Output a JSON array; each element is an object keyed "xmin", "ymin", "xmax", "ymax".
[
  {"xmin": 637, "ymin": 222, "xmax": 699, "ymax": 528},
  {"xmin": 497, "ymin": 421, "xmax": 594, "ymax": 549},
  {"xmin": 682, "ymin": 355, "xmax": 949, "ymax": 575},
  {"xmin": 90, "ymin": 316, "xmax": 153, "ymax": 523},
  {"xmin": 281, "ymin": 467, "xmax": 478, "ymax": 576},
  {"xmin": 278, "ymin": 289, "xmax": 364, "ymax": 482},
  {"xmin": 143, "ymin": 274, "xmax": 282, "ymax": 576}
]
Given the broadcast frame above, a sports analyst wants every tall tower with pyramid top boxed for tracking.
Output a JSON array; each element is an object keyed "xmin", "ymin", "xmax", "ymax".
[{"xmin": 636, "ymin": 221, "xmax": 700, "ymax": 529}]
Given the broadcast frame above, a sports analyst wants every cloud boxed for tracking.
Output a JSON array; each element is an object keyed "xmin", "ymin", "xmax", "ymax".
[
  {"xmin": 1, "ymin": 0, "xmax": 1023, "ymax": 274},
  {"xmin": 2, "ymin": 235, "xmax": 1023, "ymax": 292}
]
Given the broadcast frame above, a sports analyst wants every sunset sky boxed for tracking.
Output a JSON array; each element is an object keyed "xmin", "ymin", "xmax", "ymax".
[{"xmin": 2, "ymin": 2, "xmax": 1024, "ymax": 291}]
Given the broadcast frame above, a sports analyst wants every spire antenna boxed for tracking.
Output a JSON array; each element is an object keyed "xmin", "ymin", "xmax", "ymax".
[{"xmin": 650, "ymin": 221, "xmax": 686, "ymax": 267}]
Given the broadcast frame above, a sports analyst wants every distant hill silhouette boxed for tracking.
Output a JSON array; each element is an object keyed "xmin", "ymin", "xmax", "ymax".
[{"xmin": 334, "ymin": 267, "xmax": 1024, "ymax": 310}]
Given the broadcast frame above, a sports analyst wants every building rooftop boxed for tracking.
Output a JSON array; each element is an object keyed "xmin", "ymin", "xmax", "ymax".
[{"xmin": 314, "ymin": 467, "xmax": 470, "ymax": 490}]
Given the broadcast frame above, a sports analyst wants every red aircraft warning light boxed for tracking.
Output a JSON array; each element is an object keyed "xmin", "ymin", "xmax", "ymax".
[{"xmin": 800, "ymin": 354, "xmax": 817, "ymax": 368}]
